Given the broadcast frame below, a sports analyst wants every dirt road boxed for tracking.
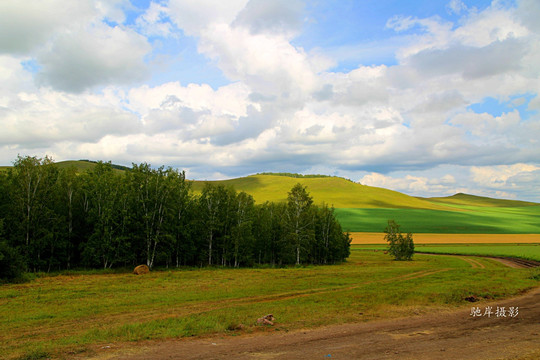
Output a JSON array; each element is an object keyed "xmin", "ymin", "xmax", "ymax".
[{"xmin": 87, "ymin": 284, "xmax": 539, "ymax": 360}]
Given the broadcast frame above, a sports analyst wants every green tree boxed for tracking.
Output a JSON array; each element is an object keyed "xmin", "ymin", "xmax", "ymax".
[
  {"xmin": 81, "ymin": 162, "xmax": 129, "ymax": 268},
  {"xmin": 231, "ymin": 191, "xmax": 255, "ymax": 267},
  {"xmin": 8, "ymin": 155, "xmax": 59, "ymax": 271},
  {"xmin": 129, "ymin": 163, "xmax": 178, "ymax": 269},
  {"xmin": 165, "ymin": 169, "xmax": 192, "ymax": 267},
  {"xmin": 384, "ymin": 220, "xmax": 414, "ymax": 261},
  {"xmin": 197, "ymin": 184, "xmax": 230, "ymax": 266},
  {"xmin": 285, "ymin": 183, "xmax": 315, "ymax": 265},
  {"xmin": 314, "ymin": 203, "xmax": 351, "ymax": 264},
  {"xmin": 253, "ymin": 201, "xmax": 285, "ymax": 266}
]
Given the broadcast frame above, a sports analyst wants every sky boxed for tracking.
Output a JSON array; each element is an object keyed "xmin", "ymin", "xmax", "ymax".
[{"xmin": 0, "ymin": 0, "xmax": 539, "ymax": 202}]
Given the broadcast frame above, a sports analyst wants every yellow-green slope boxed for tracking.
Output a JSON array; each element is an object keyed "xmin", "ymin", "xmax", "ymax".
[{"xmin": 190, "ymin": 175, "xmax": 453, "ymax": 210}]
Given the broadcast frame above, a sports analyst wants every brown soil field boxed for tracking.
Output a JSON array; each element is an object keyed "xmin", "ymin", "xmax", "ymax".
[
  {"xmin": 83, "ymin": 283, "xmax": 540, "ymax": 360},
  {"xmin": 350, "ymin": 232, "xmax": 540, "ymax": 244}
]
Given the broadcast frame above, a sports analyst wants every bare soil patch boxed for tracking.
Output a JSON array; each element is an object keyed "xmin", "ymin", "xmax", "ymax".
[{"xmin": 84, "ymin": 286, "xmax": 540, "ymax": 360}]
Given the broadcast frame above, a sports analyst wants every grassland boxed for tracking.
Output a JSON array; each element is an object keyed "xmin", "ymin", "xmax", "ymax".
[
  {"xmin": 425, "ymin": 193, "xmax": 539, "ymax": 207},
  {"xmin": 1, "ymin": 250, "xmax": 538, "ymax": 360},
  {"xmin": 190, "ymin": 175, "xmax": 453, "ymax": 210},
  {"xmin": 191, "ymin": 175, "xmax": 540, "ymax": 234},
  {"xmin": 335, "ymin": 206, "xmax": 540, "ymax": 233}
]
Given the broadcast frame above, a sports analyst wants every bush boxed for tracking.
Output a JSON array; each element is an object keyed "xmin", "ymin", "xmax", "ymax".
[{"xmin": 384, "ymin": 220, "xmax": 414, "ymax": 261}]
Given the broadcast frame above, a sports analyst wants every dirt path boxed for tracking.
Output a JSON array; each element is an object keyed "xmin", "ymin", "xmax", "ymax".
[
  {"xmin": 88, "ymin": 286, "xmax": 540, "ymax": 360},
  {"xmin": 415, "ymin": 253, "xmax": 540, "ymax": 269}
]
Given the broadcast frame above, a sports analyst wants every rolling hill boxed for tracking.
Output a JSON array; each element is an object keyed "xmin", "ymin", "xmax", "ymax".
[
  {"xmin": 423, "ymin": 193, "xmax": 539, "ymax": 207},
  {"xmin": 3, "ymin": 161, "xmax": 539, "ymax": 233},
  {"xmin": 190, "ymin": 175, "xmax": 455, "ymax": 210},
  {"xmin": 190, "ymin": 174, "xmax": 540, "ymax": 234}
]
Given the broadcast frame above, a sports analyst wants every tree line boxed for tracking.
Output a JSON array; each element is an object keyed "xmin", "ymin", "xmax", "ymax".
[{"xmin": 0, "ymin": 156, "xmax": 351, "ymax": 280}]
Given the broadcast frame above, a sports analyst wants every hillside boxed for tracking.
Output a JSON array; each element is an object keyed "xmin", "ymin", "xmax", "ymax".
[
  {"xmin": 3, "ymin": 161, "xmax": 537, "ymax": 212},
  {"xmin": 0, "ymin": 160, "xmax": 130, "ymax": 174},
  {"xmin": 424, "ymin": 193, "xmax": 539, "ymax": 207},
  {"xmin": 190, "ymin": 175, "xmax": 455, "ymax": 210}
]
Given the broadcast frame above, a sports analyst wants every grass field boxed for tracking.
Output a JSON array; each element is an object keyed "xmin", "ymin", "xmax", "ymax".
[
  {"xmin": 1, "ymin": 250, "xmax": 538, "ymax": 360},
  {"xmin": 335, "ymin": 206, "xmax": 540, "ymax": 233}
]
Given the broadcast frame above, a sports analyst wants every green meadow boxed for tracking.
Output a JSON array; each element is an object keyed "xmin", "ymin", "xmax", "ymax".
[
  {"xmin": 191, "ymin": 174, "xmax": 540, "ymax": 234},
  {"xmin": 334, "ymin": 206, "xmax": 540, "ymax": 233},
  {"xmin": 1, "ymin": 250, "xmax": 538, "ymax": 360}
]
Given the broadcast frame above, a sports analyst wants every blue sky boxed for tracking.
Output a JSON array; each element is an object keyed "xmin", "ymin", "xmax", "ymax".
[{"xmin": 0, "ymin": 0, "xmax": 539, "ymax": 201}]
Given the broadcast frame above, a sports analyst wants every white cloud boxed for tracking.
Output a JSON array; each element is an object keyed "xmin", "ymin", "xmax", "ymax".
[
  {"xmin": 198, "ymin": 24, "xmax": 325, "ymax": 97},
  {"xmin": 0, "ymin": 87, "xmax": 141, "ymax": 147},
  {"xmin": 359, "ymin": 172, "xmax": 458, "ymax": 196},
  {"xmin": 446, "ymin": 0, "xmax": 468, "ymax": 15},
  {"xmin": 233, "ymin": 0, "xmax": 305, "ymax": 38},
  {"xmin": 0, "ymin": 0, "xmax": 539, "ymax": 202},
  {"xmin": 0, "ymin": 0, "xmax": 95, "ymax": 54},
  {"xmin": 35, "ymin": 23, "xmax": 151, "ymax": 92},
  {"xmin": 135, "ymin": 2, "xmax": 174, "ymax": 38},
  {"xmin": 470, "ymin": 164, "xmax": 540, "ymax": 189},
  {"xmin": 167, "ymin": 0, "xmax": 249, "ymax": 36}
]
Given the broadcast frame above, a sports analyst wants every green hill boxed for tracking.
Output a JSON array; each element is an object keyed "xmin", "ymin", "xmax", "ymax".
[
  {"xmin": 3, "ymin": 162, "xmax": 539, "ymax": 233},
  {"xmin": 191, "ymin": 174, "xmax": 455, "ymax": 210},
  {"xmin": 424, "ymin": 193, "xmax": 539, "ymax": 207},
  {"xmin": 0, "ymin": 160, "xmax": 130, "ymax": 174},
  {"xmin": 190, "ymin": 174, "xmax": 540, "ymax": 234}
]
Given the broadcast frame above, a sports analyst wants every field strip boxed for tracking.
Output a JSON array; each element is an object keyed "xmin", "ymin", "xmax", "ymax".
[{"xmin": 350, "ymin": 232, "xmax": 540, "ymax": 244}]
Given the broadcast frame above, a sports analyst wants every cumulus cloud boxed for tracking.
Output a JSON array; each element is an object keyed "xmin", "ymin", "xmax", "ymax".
[
  {"xmin": 0, "ymin": 0, "xmax": 152, "ymax": 92},
  {"xmin": 233, "ymin": 0, "xmax": 305, "ymax": 37},
  {"xmin": 167, "ymin": 0, "xmax": 249, "ymax": 36},
  {"xmin": 359, "ymin": 172, "xmax": 458, "ymax": 197},
  {"xmin": 0, "ymin": 0, "xmax": 539, "ymax": 202},
  {"xmin": 0, "ymin": 0, "xmax": 95, "ymax": 54},
  {"xmin": 0, "ymin": 87, "xmax": 141, "ymax": 148},
  {"xmin": 35, "ymin": 24, "xmax": 151, "ymax": 92},
  {"xmin": 470, "ymin": 164, "xmax": 540, "ymax": 189}
]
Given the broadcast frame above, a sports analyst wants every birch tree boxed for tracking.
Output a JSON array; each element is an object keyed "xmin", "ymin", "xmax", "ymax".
[{"xmin": 286, "ymin": 183, "xmax": 314, "ymax": 265}]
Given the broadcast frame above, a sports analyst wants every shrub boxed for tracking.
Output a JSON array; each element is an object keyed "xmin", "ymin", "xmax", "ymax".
[{"xmin": 384, "ymin": 220, "xmax": 414, "ymax": 261}]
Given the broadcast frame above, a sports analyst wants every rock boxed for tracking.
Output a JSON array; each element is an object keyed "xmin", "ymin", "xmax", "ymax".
[
  {"xmin": 257, "ymin": 314, "xmax": 275, "ymax": 326},
  {"xmin": 133, "ymin": 264, "xmax": 150, "ymax": 275}
]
